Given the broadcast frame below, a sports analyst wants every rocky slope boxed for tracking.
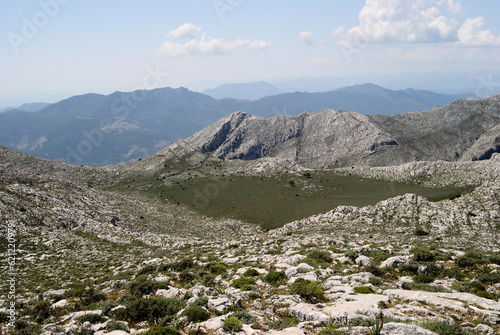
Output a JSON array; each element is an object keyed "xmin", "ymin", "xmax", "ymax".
[
  {"xmin": 1, "ymin": 93, "xmax": 500, "ymax": 334},
  {"xmin": 141, "ymin": 94, "xmax": 500, "ymax": 170}
]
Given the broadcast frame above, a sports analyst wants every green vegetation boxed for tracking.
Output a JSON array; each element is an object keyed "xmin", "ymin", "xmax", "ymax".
[
  {"xmin": 111, "ymin": 169, "xmax": 473, "ymax": 230},
  {"xmin": 142, "ymin": 326, "xmax": 182, "ymax": 335},
  {"xmin": 243, "ymin": 268, "xmax": 259, "ymax": 277},
  {"xmin": 289, "ymin": 279, "xmax": 325, "ymax": 303},
  {"xmin": 264, "ymin": 271, "xmax": 286, "ymax": 285},
  {"xmin": 230, "ymin": 311, "xmax": 256, "ymax": 324},
  {"xmin": 223, "ymin": 317, "xmax": 243, "ymax": 332},
  {"xmin": 421, "ymin": 321, "xmax": 474, "ymax": 335},
  {"xmin": 181, "ymin": 306, "xmax": 210, "ymax": 323},
  {"xmin": 106, "ymin": 321, "xmax": 129, "ymax": 332},
  {"xmin": 353, "ymin": 286, "xmax": 375, "ymax": 294},
  {"xmin": 79, "ymin": 313, "xmax": 106, "ymax": 324},
  {"xmin": 232, "ymin": 278, "xmax": 256, "ymax": 289}
]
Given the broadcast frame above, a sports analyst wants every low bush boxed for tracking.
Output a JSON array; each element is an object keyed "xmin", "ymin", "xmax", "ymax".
[
  {"xmin": 264, "ymin": 271, "xmax": 285, "ymax": 285},
  {"xmin": 143, "ymin": 326, "xmax": 182, "ymax": 335},
  {"xmin": 79, "ymin": 313, "xmax": 106, "ymax": 324},
  {"xmin": 209, "ymin": 264, "xmax": 228, "ymax": 275},
  {"xmin": 289, "ymin": 279, "xmax": 325, "ymax": 303},
  {"xmin": 348, "ymin": 317, "xmax": 374, "ymax": 327},
  {"xmin": 477, "ymin": 272, "xmax": 500, "ymax": 285},
  {"xmin": 190, "ymin": 296, "xmax": 208, "ymax": 308},
  {"xmin": 137, "ymin": 265, "xmax": 157, "ymax": 276},
  {"xmin": 232, "ymin": 278, "xmax": 256, "ymax": 289},
  {"xmin": 181, "ymin": 306, "xmax": 210, "ymax": 323},
  {"xmin": 116, "ymin": 297, "xmax": 183, "ymax": 324},
  {"xmin": 230, "ymin": 311, "xmax": 256, "ymax": 324},
  {"xmin": 243, "ymin": 269, "xmax": 259, "ymax": 277},
  {"xmin": 308, "ymin": 250, "xmax": 333, "ymax": 263},
  {"xmin": 411, "ymin": 247, "xmax": 435, "ymax": 262},
  {"xmin": 415, "ymin": 274, "xmax": 435, "ymax": 284},
  {"xmin": 455, "ymin": 249, "xmax": 487, "ymax": 268},
  {"xmin": 129, "ymin": 279, "xmax": 155, "ymax": 296},
  {"xmin": 354, "ymin": 286, "xmax": 375, "ymax": 294},
  {"xmin": 32, "ymin": 301, "xmax": 52, "ymax": 321},
  {"xmin": 422, "ymin": 321, "xmax": 474, "ymax": 335},
  {"xmin": 106, "ymin": 320, "xmax": 129, "ymax": 332},
  {"xmin": 223, "ymin": 317, "xmax": 243, "ymax": 332}
]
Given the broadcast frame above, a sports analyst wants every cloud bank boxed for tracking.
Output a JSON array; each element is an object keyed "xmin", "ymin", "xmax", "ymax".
[
  {"xmin": 336, "ymin": 0, "xmax": 499, "ymax": 47},
  {"xmin": 158, "ymin": 24, "xmax": 272, "ymax": 57}
]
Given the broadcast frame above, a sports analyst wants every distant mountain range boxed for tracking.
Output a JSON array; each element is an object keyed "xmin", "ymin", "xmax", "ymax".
[
  {"xmin": 0, "ymin": 84, "xmax": 471, "ymax": 166},
  {"xmin": 0, "ymin": 102, "xmax": 51, "ymax": 113},
  {"xmin": 202, "ymin": 81, "xmax": 282, "ymax": 100}
]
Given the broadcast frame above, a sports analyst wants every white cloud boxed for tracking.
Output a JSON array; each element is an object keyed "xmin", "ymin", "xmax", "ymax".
[
  {"xmin": 458, "ymin": 17, "xmax": 500, "ymax": 46},
  {"xmin": 337, "ymin": 0, "xmax": 459, "ymax": 47},
  {"xmin": 166, "ymin": 23, "xmax": 202, "ymax": 38},
  {"xmin": 331, "ymin": 26, "xmax": 345, "ymax": 38},
  {"xmin": 335, "ymin": 0, "xmax": 500, "ymax": 48},
  {"xmin": 157, "ymin": 32, "xmax": 272, "ymax": 57},
  {"xmin": 446, "ymin": 0, "xmax": 462, "ymax": 15},
  {"xmin": 308, "ymin": 57, "xmax": 338, "ymax": 65},
  {"xmin": 298, "ymin": 31, "xmax": 314, "ymax": 45}
]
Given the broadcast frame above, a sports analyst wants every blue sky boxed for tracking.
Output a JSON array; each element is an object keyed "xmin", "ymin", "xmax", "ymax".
[{"xmin": 1, "ymin": 0, "xmax": 500, "ymax": 106}]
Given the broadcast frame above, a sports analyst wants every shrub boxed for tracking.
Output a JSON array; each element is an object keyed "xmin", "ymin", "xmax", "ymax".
[
  {"xmin": 129, "ymin": 279, "xmax": 155, "ymax": 296},
  {"xmin": 308, "ymin": 250, "xmax": 333, "ymax": 263},
  {"xmin": 470, "ymin": 280, "xmax": 486, "ymax": 291},
  {"xmin": 118, "ymin": 297, "xmax": 183, "ymax": 324},
  {"xmin": 318, "ymin": 326, "xmax": 343, "ymax": 335},
  {"xmin": 243, "ymin": 269, "xmax": 259, "ymax": 277},
  {"xmin": 143, "ymin": 326, "xmax": 182, "ymax": 335},
  {"xmin": 264, "ymin": 271, "xmax": 285, "ymax": 285},
  {"xmin": 289, "ymin": 279, "xmax": 325, "ymax": 303},
  {"xmin": 232, "ymin": 278, "xmax": 256, "ymax": 289},
  {"xmin": 415, "ymin": 274, "xmax": 435, "ymax": 284},
  {"xmin": 268, "ymin": 317, "xmax": 298, "ymax": 330},
  {"xmin": 455, "ymin": 256, "xmax": 477, "ymax": 268},
  {"xmin": 80, "ymin": 288, "xmax": 106, "ymax": 306},
  {"xmin": 76, "ymin": 327, "xmax": 94, "ymax": 335},
  {"xmin": 209, "ymin": 263, "xmax": 228, "ymax": 275},
  {"xmin": 345, "ymin": 250, "xmax": 358, "ymax": 262},
  {"xmin": 0, "ymin": 312, "xmax": 8, "ymax": 323},
  {"xmin": 137, "ymin": 265, "xmax": 157, "ymax": 276},
  {"xmin": 477, "ymin": 272, "xmax": 500, "ymax": 285},
  {"xmin": 14, "ymin": 319, "xmax": 42, "ymax": 335},
  {"xmin": 411, "ymin": 247, "xmax": 435, "ymax": 262},
  {"xmin": 79, "ymin": 313, "xmax": 106, "ymax": 324},
  {"xmin": 230, "ymin": 311, "xmax": 256, "ymax": 324},
  {"xmin": 422, "ymin": 321, "xmax": 474, "ymax": 335},
  {"xmin": 190, "ymin": 296, "xmax": 208, "ymax": 308},
  {"xmin": 106, "ymin": 320, "xmax": 129, "ymax": 332},
  {"xmin": 369, "ymin": 277, "xmax": 382, "ymax": 287},
  {"xmin": 181, "ymin": 306, "xmax": 210, "ymax": 323},
  {"xmin": 414, "ymin": 229, "xmax": 429, "ymax": 236},
  {"xmin": 224, "ymin": 317, "xmax": 243, "ymax": 332},
  {"xmin": 456, "ymin": 250, "xmax": 487, "ymax": 268},
  {"xmin": 353, "ymin": 286, "xmax": 374, "ymax": 294},
  {"xmin": 174, "ymin": 259, "xmax": 195, "ymax": 272},
  {"xmin": 348, "ymin": 317, "xmax": 374, "ymax": 327},
  {"xmin": 32, "ymin": 301, "xmax": 52, "ymax": 320}
]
